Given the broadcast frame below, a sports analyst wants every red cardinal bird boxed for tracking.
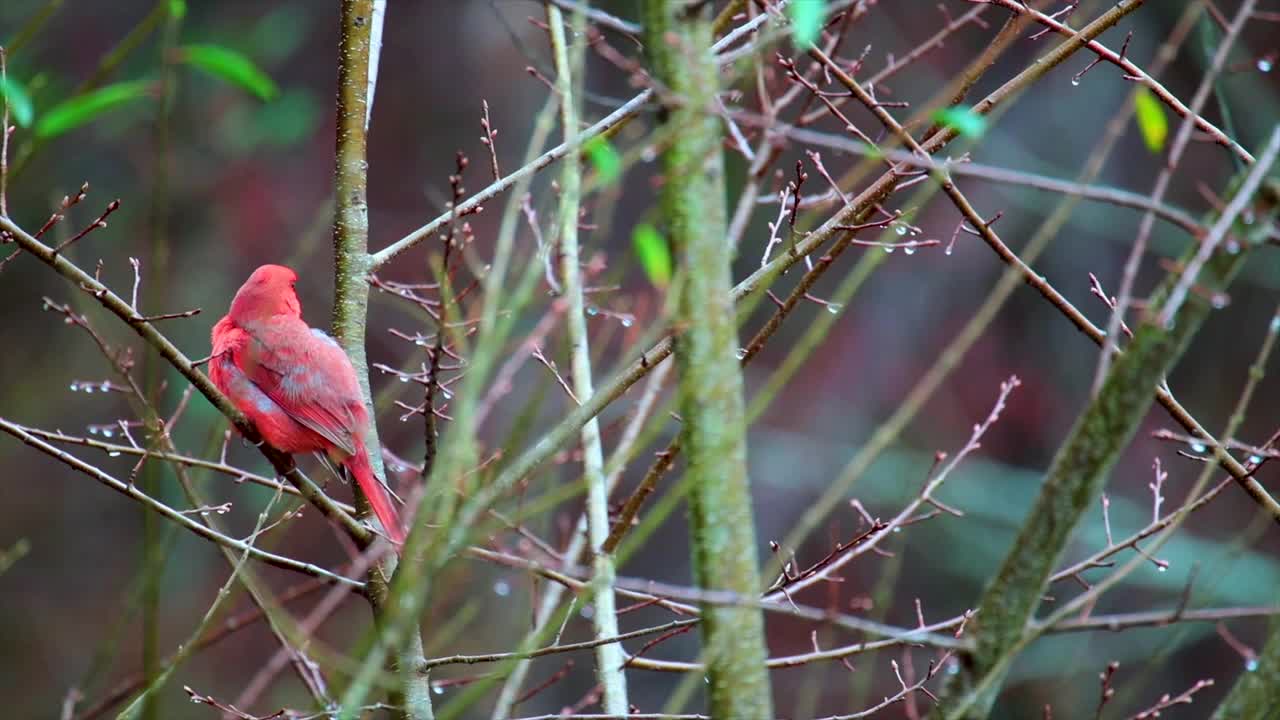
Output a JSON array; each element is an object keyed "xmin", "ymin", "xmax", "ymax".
[{"xmin": 209, "ymin": 264, "xmax": 405, "ymax": 545}]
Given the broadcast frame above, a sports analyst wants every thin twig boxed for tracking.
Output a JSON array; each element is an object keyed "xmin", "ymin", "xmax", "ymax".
[
  {"xmin": 546, "ymin": 3, "xmax": 628, "ymax": 713},
  {"xmin": 0, "ymin": 417, "xmax": 362, "ymax": 588}
]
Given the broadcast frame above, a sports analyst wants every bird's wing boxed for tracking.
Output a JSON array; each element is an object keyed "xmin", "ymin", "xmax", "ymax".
[
  {"xmin": 211, "ymin": 319, "xmax": 283, "ymax": 419},
  {"xmin": 236, "ymin": 318, "xmax": 365, "ymax": 457}
]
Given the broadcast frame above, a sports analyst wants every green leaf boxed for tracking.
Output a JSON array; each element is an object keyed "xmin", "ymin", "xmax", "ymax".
[
  {"xmin": 249, "ymin": 6, "xmax": 310, "ymax": 64},
  {"xmin": 0, "ymin": 538, "xmax": 30, "ymax": 577},
  {"xmin": 632, "ymin": 223, "xmax": 672, "ymax": 288},
  {"xmin": 584, "ymin": 136, "xmax": 622, "ymax": 185},
  {"xmin": 168, "ymin": 0, "xmax": 186, "ymax": 20},
  {"xmin": 1133, "ymin": 86, "xmax": 1168, "ymax": 153},
  {"xmin": 931, "ymin": 105, "xmax": 988, "ymax": 139},
  {"xmin": 788, "ymin": 0, "xmax": 827, "ymax": 48},
  {"xmin": 36, "ymin": 81, "xmax": 152, "ymax": 139},
  {"xmin": 180, "ymin": 44, "xmax": 278, "ymax": 101},
  {"xmin": 217, "ymin": 89, "xmax": 319, "ymax": 153},
  {"xmin": 0, "ymin": 75, "xmax": 34, "ymax": 127}
]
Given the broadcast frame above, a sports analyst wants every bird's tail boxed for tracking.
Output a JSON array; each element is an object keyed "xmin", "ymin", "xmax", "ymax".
[{"xmin": 343, "ymin": 444, "xmax": 406, "ymax": 546}]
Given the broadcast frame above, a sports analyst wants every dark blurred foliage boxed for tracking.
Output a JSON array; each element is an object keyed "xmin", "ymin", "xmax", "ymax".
[{"xmin": 1, "ymin": 1, "xmax": 1278, "ymax": 718}]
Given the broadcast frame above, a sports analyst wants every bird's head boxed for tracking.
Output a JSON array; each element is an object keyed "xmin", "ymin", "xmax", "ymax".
[{"xmin": 227, "ymin": 264, "xmax": 303, "ymax": 323}]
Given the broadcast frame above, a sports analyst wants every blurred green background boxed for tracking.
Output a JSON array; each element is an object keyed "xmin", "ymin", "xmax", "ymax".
[{"xmin": 1, "ymin": 1, "xmax": 1278, "ymax": 717}]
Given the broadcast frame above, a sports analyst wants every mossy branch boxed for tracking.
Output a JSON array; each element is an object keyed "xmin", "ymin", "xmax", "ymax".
[
  {"xmin": 946, "ymin": 154, "xmax": 1280, "ymax": 719},
  {"xmin": 546, "ymin": 2, "xmax": 630, "ymax": 714},
  {"xmin": 644, "ymin": 1, "xmax": 775, "ymax": 717},
  {"xmin": 1214, "ymin": 618, "xmax": 1280, "ymax": 718}
]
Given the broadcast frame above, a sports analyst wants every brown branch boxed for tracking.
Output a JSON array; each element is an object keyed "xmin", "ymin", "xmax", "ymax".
[
  {"xmin": 0, "ymin": 417, "xmax": 362, "ymax": 588},
  {"xmin": 981, "ymin": 0, "xmax": 1252, "ymax": 163},
  {"xmin": 810, "ymin": 45, "xmax": 1280, "ymax": 523},
  {"xmin": 418, "ymin": 619, "xmax": 696, "ymax": 671},
  {"xmin": 1047, "ymin": 606, "xmax": 1280, "ymax": 634},
  {"xmin": 0, "ymin": 215, "xmax": 373, "ymax": 544}
]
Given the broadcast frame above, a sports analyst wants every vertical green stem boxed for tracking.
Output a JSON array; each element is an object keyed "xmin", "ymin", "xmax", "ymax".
[
  {"xmin": 486, "ymin": 93, "xmax": 572, "ymax": 720},
  {"xmin": 546, "ymin": 3, "xmax": 629, "ymax": 714},
  {"xmin": 330, "ymin": 3, "xmax": 433, "ymax": 718},
  {"xmin": 139, "ymin": 7, "xmax": 181, "ymax": 718},
  {"xmin": 644, "ymin": 2, "xmax": 774, "ymax": 717}
]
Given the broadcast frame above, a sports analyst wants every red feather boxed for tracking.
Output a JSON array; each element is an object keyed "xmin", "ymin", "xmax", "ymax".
[{"xmin": 210, "ymin": 265, "xmax": 406, "ymax": 546}]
